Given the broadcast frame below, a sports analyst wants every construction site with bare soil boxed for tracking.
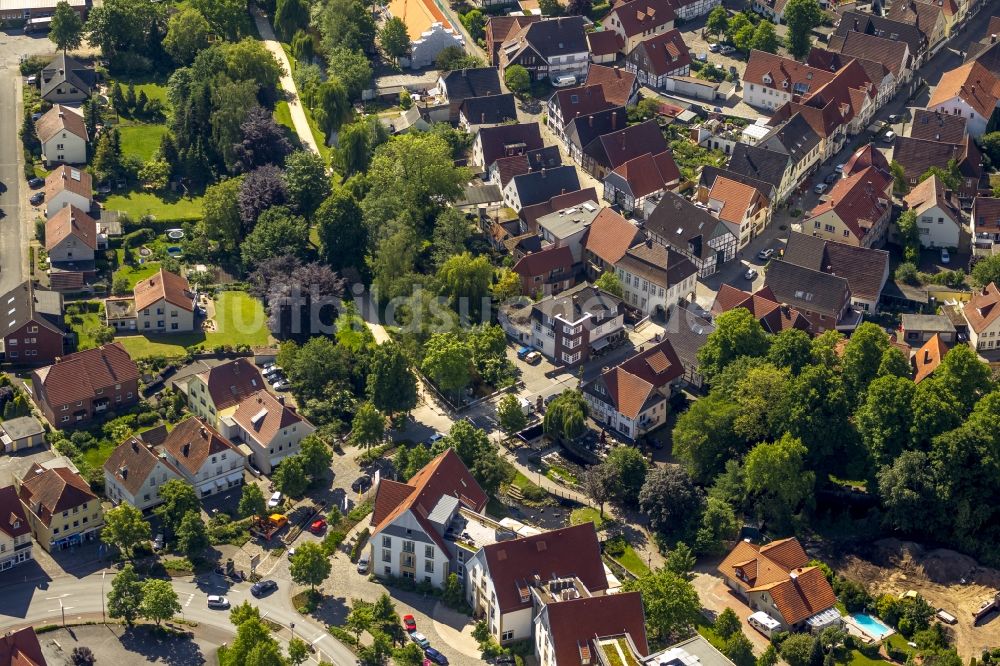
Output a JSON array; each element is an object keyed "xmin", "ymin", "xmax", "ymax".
[{"xmin": 832, "ymin": 538, "xmax": 1000, "ymax": 658}]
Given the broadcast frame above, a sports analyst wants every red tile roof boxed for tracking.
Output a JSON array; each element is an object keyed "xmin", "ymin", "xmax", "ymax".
[
  {"xmin": 551, "ymin": 85, "xmax": 614, "ymax": 125},
  {"xmin": 609, "ymin": 150, "xmax": 681, "ymax": 199},
  {"xmin": 587, "ymin": 30, "xmax": 624, "ymax": 56},
  {"xmin": 709, "ymin": 176, "xmax": 763, "ymax": 225},
  {"xmin": 914, "ymin": 332, "xmax": 947, "ymax": 383},
  {"xmin": 160, "ymin": 417, "xmax": 241, "ymax": 477},
  {"xmin": 711, "ymin": 285, "xmax": 811, "ymax": 334},
  {"xmin": 513, "ymin": 245, "xmax": 575, "ymax": 279},
  {"xmin": 973, "ymin": 196, "xmax": 1000, "ymax": 234},
  {"xmin": 45, "ymin": 165, "xmax": 91, "ymax": 202},
  {"xmin": 542, "ymin": 591, "xmax": 649, "ymax": 666},
  {"xmin": 584, "ymin": 208, "xmax": 642, "ymax": 265},
  {"xmin": 371, "ymin": 449, "xmax": 487, "ymax": 559},
  {"xmin": 197, "ymin": 358, "xmax": 266, "ymax": 411},
  {"xmin": 805, "ymin": 165, "xmax": 891, "ymax": 242},
  {"xmin": 18, "ymin": 464, "xmax": 97, "ymax": 527},
  {"xmin": 628, "ymin": 28, "xmax": 691, "ymax": 77},
  {"xmin": 963, "ymin": 282, "xmax": 1000, "ymax": 334},
  {"xmin": 0, "ymin": 485, "xmax": 30, "ymax": 540},
  {"xmin": 232, "ymin": 390, "xmax": 310, "ymax": 447},
  {"xmin": 0, "ymin": 627, "xmax": 46, "ymax": 666},
  {"xmin": 595, "ymin": 339, "xmax": 683, "ymax": 418},
  {"xmin": 35, "ymin": 104, "xmax": 87, "ymax": 144},
  {"xmin": 134, "ymin": 268, "xmax": 194, "ymax": 313},
  {"xmin": 483, "ymin": 523, "xmax": 608, "ymax": 613},
  {"xmin": 104, "ymin": 436, "xmax": 182, "ymax": 496},
  {"xmin": 835, "ymin": 31, "xmax": 910, "ymax": 77},
  {"xmin": 718, "ymin": 537, "xmax": 809, "ymax": 587},
  {"xmin": 585, "ymin": 64, "xmax": 638, "ymax": 107},
  {"xmin": 602, "ymin": 0, "xmax": 675, "ymax": 38},
  {"xmin": 843, "ymin": 143, "xmax": 889, "ymax": 176},
  {"xmin": 755, "ymin": 566, "xmax": 838, "ymax": 625},
  {"xmin": 928, "ymin": 61, "xmax": 1000, "ymax": 119},
  {"xmin": 743, "ymin": 50, "xmax": 835, "ymax": 97},
  {"xmin": 35, "ymin": 343, "xmax": 139, "ymax": 407},
  {"xmin": 45, "ymin": 205, "xmax": 97, "ymax": 252}
]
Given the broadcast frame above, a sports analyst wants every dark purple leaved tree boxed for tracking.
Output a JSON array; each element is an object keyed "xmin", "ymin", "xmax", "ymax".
[
  {"xmin": 238, "ymin": 164, "xmax": 288, "ymax": 232},
  {"xmin": 232, "ymin": 105, "xmax": 293, "ymax": 173}
]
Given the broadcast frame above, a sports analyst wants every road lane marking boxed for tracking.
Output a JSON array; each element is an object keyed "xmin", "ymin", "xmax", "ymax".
[
  {"xmin": 44, "ymin": 594, "xmax": 71, "ymax": 600},
  {"xmin": 184, "ymin": 593, "xmax": 194, "ymax": 607}
]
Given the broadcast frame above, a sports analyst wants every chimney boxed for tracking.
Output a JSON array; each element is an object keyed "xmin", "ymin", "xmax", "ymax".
[
  {"xmin": 589, "ymin": 115, "xmax": 594, "ymax": 127},
  {"xmin": 614, "ymin": 65, "xmax": 621, "ymax": 78},
  {"xmin": 182, "ymin": 443, "xmax": 190, "ymax": 457},
  {"xmin": 992, "ymin": 34, "xmax": 997, "ymax": 44},
  {"xmin": 200, "ymin": 426, "xmax": 207, "ymax": 438},
  {"xmin": 612, "ymin": 110, "xmax": 618, "ymax": 130},
  {"xmin": 646, "ymin": 238, "xmax": 653, "ymax": 248}
]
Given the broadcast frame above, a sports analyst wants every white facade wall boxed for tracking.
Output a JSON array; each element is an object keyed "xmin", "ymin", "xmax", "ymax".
[
  {"xmin": 372, "ymin": 511, "xmax": 450, "ymax": 587},
  {"xmin": 406, "ymin": 24, "xmax": 464, "ymax": 70},
  {"xmin": 48, "ymin": 234, "xmax": 94, "ymax": 264},
  {"xmin": 241, "ymin": 419, "xmax": 315, "ymax": 475},
  {"xmin": 161, "ymin": 448, "xmax": 245, "ymax": 498},
  {"xmin": 45, "ymin": 191, "xmax": 90, "ymax": 219},
  {"xmin": 103, "ymin": 460, "xmax": 182, "ymax": 512},
  {"xmin": 970, "ymin": 316, "xmax": 1000, "ymax": 352},
  {"xmin": 928, "ymin": 96, "xmax": 993, "ymax": 137},
  {"xmin": 136, "ymin": 297, "xmax": 195, "ymax": 333},
  {"xmin": 916, "ymin": 205, "xmax": 962, "ymax": 249},
  {"xmin": 41, "ymin": 132, "xmax": 86, "ymax": 166}
]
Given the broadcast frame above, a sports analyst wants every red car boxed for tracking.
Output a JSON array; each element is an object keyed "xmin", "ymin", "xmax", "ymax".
[
  {"xmin": 402, "ymin": 614, "xmax": 417, "ymax": 632},
  {"xmin": 309, "ymin": 519, "xmax": 327, "ymax": 534}
]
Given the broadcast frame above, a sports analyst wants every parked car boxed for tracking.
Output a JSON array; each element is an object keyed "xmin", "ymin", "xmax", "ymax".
[
  {"xmin": 402, "ymin": 614, "xmax": 417, "ymax": 632},
  {"xmin": 524, "ymin": 351, "xmax": 542, "ymax": 365},
  {"xmin": 494, "ymin": 657, "xmax": 515, "ymax": 665},
  {"xmin": 263, "ymin": 365, "xmax": 282, "ymax": 378},
  {"xmin": 887, "ymin": 113, "xmax": 900, "ymax": 124},
  {"xmin": 272, "ymin": 380, "xmax": 291, "ymax": 391},
  {"xmin": 426, "ymin": 432, "xmax": 445, "ymax": 446},
  {"xmin": 720, "ymin": 45, "xmax": 735, "ymax": 55},
  {"xmin": 516, "ymin": 345, "xmax": 531, "ymax": 360},
  {"xmin": 287, "ymin": 547, "xmax": 296, "ymax": 559},
  {"xmin": 941, "ymin": 248, "xmax": 950, "ymax": 264},
  {"xmin": 29, "ymin": 192, "xmax": 44, "ymax": 206},
  {"xmin": 834, "ymin": 163, "xmax": 846, "ymax": 174},
  {"xmin": 268, "ymin": 491, "xmax": 282, "ymax": 508},
  {"xmin": 357, "ymin": 551, "xmax": 371, "ymax": 574},
  {"xmin": 744, "ymin": 269, "xmax": 758, "ymax": 281},
  {"xmin": 351, "ymin": 475, "xmax": 372, "ymax": 492},
  {"xmin": 757, "ymin": 248, "xmax": 774, "ymax": 261},
  {"xmin": 708, "ymin": 42, "xmax": 720, "ymax": 52},
  {"xmin": 552, "ymin": 75, "xmax": 576, "ymax": 87},
  {"xmin": 251, "ymin": 580, "xmax": 278, "ymax": 597},
  {"xmin": 696, "ymin": 52, "xmax": 707, "ymax": 61},
  {"xmin": 824, "ymin": 172, "xmax": 840, "ymax": 184},
  {"xmin": 409, "ymin": 632, "xmax": 431, "ymax": 649},
  {"xmin": 27, "ymin": 177, "xmax": 43, "ymax": 189},
  {"xmin": 883, "ymin": 130, "xmax": 896, "ymax": 143},
  {"xmin": 268, "ymin": 372, "xmax": 285, "ymax": 385},
  {"xmin": 424, "ymin": 648, "xmax": 449, "ymax": 665},
  {"xmin": 153, "ymin": 533, "xmax": 164, "ymax": 551},
  {"xmin": 262, "ymin": 362, "xmax": 279, "ymax": 373},
  {"xmin": 310, "ymin": 519, "xmax": 327, "ymax": 534},
  {"xmin": 813, "ymin": 183, "xmax": 828, "ymax": 194},
  {"xmin": 207, "ymin": 595, "xmax": 230, "ymax": 609}
]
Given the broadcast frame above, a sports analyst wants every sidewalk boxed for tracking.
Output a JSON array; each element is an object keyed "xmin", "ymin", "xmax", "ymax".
[{"xmin": 252, "ymin": 10, "xmax": 320, "ymax": 155}]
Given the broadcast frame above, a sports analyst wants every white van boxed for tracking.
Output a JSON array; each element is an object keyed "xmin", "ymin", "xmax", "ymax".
[
  {"xmin": 357, "ymin": 551, "xmax": 371, "ymax": 574},
  {"xmin": 748, "ymin": 611, "xmax": 781, "ymax": 638},
  {"xmin": 552, "ymin": 75, "xmax": 577, "ymax": 88}
]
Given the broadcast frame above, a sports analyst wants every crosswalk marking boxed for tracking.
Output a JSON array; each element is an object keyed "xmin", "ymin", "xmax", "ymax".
[{"xmin": 184, "ymin": 593, "xmax": 194, "ymax": 607}]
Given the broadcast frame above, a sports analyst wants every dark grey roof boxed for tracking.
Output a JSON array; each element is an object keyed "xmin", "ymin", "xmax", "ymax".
[
  {"xmin": 968, "ymin": 37, "xmax": 1000, "ymax": 75},
  {"xmin": 617, "ymin": 241, "xmax": 697, "ymax": 288},
  {"xmin": 526, "ymin": 146, "xmax": 562, "ymax": 170},
  {"xmin": 835, "ymin": 11, "xmax": 927, "ymax": 59},
  {"xmin": 531, "ymin": 282, "xmax": 623, "ymax": 321},
  {"xmin": 662, "ymin": 305, "xmax": 714, "ymax": 373},
  {"xmin": 644, "ymin": 192, "xmax": 734, "ymax": 260},
  {"xmin": 900, "ymin": 313, "xmax": 956, "ymax": 333},
  {"xmin": 0, "ymin": 416, "xmax": 44, "ymax": 441},
  {"xmin": 726, "ymin": 144, "xmax": 790, "ymax": 190},
  {"xmin": 441, "ymin": 68, "xmax": 503, "ymax": 101},
  {"xmin": 478, "ymin": 123, "xmax": 544, "ymax": 168},
  {"xmin": 509, "ymin": 166, "xmax": 582, "ymax": 208},
  {"xmin": 519, "ymin": 17, "xmax": 588, "ymax": 59},
  {"xmin": 457, "ymin": 183, "xmax": 503, "ymax": 206},
  {"xmin": 40, "ymin": 53, "xmax": 96, "ymax": 99},
  {"xmin": 759, "ymin": 114, "xmax": 821, "ymax": 164},
  {"xmin": 461, "ymin": 93, "xmax": 518, "ymax": 125},
  {"xmin": 0, "ymin": 281, "xmax": 64, "ymax": 338},
  {"xmin": 699, "ymin": 166, "xmax": 775, "ymax": 202},
  {"xmin": 909, "ymin": 109, "xmax": 967, "ymax": 144},
  {"xmin": 582, "ymin": 120, "xmax": 668, "ymax": 172},
  {"xmin": 782, "ymin": 231, "xmax": 889, "ymax": 302},
  {"xmin": 565, "ymin": 107, "xmax": 629, "ymax": 154},
  {"xmin": 764, "ymin": 259, "xmax": 850, "ymax": 316}
]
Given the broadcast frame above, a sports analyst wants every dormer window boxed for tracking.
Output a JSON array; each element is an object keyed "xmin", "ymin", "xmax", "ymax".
[{"xmin": 762, "ymin": 74, "xmax": 772, "ymax": 84}]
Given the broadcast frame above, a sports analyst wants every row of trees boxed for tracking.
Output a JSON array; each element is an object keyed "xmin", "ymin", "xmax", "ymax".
[
  {"xmin": 102, "ymin": 481, "xmax": 210, "ymax": 560},
  {"xmin": 704, "ymin": 0, "xmax": 822, "ymax": 60}
]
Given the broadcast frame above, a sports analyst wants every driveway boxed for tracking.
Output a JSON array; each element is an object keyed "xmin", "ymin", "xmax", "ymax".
[{"xmin": 691, "ymin": 568, "xmax": 771, "ymax": 653}]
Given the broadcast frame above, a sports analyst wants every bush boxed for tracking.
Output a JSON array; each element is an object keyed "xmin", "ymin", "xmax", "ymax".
[
  {"xmin": 162, "ymin": 557, "xmax": 194, "ymax": 573},
  {"xmin": 895, "ymin": 262, "xmax": 918, "ymax": 285},
  {"xmin": 329, "ymin": 626, "xmax": 358, "ymax": 646},
  {"xmin": 349, "ymin": 528, "xmax": 369, "ymax": 562},
  {"xmin": 347, "ymin": 500, "xmax": 373, "ymax": 523},
  {"xmin": 604, "ymin": 536, "xmax": 626, "ymax": 557}
]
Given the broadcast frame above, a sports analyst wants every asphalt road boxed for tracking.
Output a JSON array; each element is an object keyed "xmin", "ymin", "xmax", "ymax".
[
  {"xmin": 0, "ymin": 31, "xmax": 58, "ymax": 294},
  {"xmin": 0, "ymin": 566, "xmax": 357, "ymax": 665}
]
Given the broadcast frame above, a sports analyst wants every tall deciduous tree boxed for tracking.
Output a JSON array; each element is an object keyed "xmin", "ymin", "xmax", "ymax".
[
  {"xmin": 85, "ymin": 0, "xmax": 164, "ymax": 58},
  {"xmin": 201, "ymin": 176, "xmax": 244, "ymax": 252},
  {"xmin": 697, "ymin": 308, "xmax": 770, "ymax": 384},
  {"xmin": 284, "ymin": 150, "xmax": 331, "ymax": 219},
  {"xmin": 421, "ymin": 332, "xmax": 471, "ymax": 395},
  {"xmin": 326, "ymin": 46, "xmax": 373, "ymax": 100},
  {"xmin": 604, "ymin": 445, "xmax": 648, "ymax": 506},
  {"xmin": 164, "ymin": 6, "xmax": 211, "ymax": 65},
  {"xmin": 50, "ymin": 1, "xmax": 83, "ymax": 53},
  {"xmin": 274, "ymin": 0, "xmax": 310, "ymax": 41},
  {"xmin": 351, "ymin": 402, "xmax": 385, "ymax": 449},
  {"xmin": 238, "ymin": 482, "xmax": 268, "ymax": 521},
  {"xmin": 595, "ymin": 271, "xmax": 624, "ymax": 297},
  {"xmin": 190, "ymin": 0, "xmax": 248, "ymax": 40},
  {"xmin": 639, "ymin": 465, "xmax": 705, "ymax": 540},
  {"xmin": 238, "ymin": 164, "xmax": 288, "ymax": 230},
  {"xmin": 504, "ymin": 65, "xmax": 530, "ymax": 95},
  {"xmin": 299, "ymin": 435, "xmax": 334, "ymax": 478},
  {"xmin": 672, "ymin": 393, "xmax": 741, "ymax": 484},
  {"xmin": 624, "ymin": 568, "xmax": 701, "ymax": 644},
  {"xmin": 367, "ymin": 343, "xmax": 418, "ymax": 418},
  {"xmin": 856, "ymin": 375, "xmax": 916, "ymax": 468},
  {"xmin": 241, "ymin": 205, "xmax": 309, "ymax": 267},
  {"xmin": 496, "ymin": 393, "xmax": 528, "ymax": 438},
  {"xmin": 841, "ymin": 322, "xmax": 890, "ymax": 402},
  {"xmin": 315, "ymin": 187, "xmax": 366, "ymax": 270},
  {"xmin": 102, "ymin": 502, "xmax": 151, "ymax": 559},
  {"xmin": 706, "ymin": 6, "xmax": 728, "ymax": 37},
  {"xmin": 176, "ymin": 510, "xmax": 211, "ymax": 558},
  {"xmin": 743, "ymin": 434, "xmax": 814, "ymax": 530},
  {"xmin": 749, "ymin": 20, "xmax": 780, "ymax": 53},
  {"xmin": 583, "ymin": 463, "xmax": 617, "ymax": 518},
  {"xmin": 107, "ymin": 563, "xmax": 143, "ymax": 625},
  {"xmin": 783, "ymin": 0, "xmax": 822, "ymax": 60},
  {"xmin": 379, "ymin": 17, "xmax": 410, "ymax": 60},
  {"xmin": 140, "ymin": 579, "xmax": 181, "ymax": 625},
  {"xmin": 289, "ymin": 541, "xmax": 332, "ymax": 591},
  {"xmin": 431, "ymin": 208, "xmax": 472, "ymax": 266},
  {"xmin": 543, "ymin": 390, "xmax": 588, "ymax": 444},
  {"xmin": 232, "ymin": 106, "xmax": 293, "ymax": 173},
  {"xmin": 437, "ymin": 252, "xmax": 493, "ymax": 314},
  {"xmin": 273, "ymin": 455, "xmax": 310, "ymax": 497},
  {"xmin": 155, "ymin": 479, "xmax": 200, "ymax": 538},
  {"xmin": 695, "ymin": 497, "xmax": 740, "ymax": 555}
]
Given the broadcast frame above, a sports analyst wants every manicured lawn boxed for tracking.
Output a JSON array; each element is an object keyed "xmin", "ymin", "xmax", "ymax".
[
  {"xmin": 614, "ymin": 543, "xmax": 650, "ymax": 577},
  {"xmin": 118, "ymin": 121, "xmax": 168, "ymax": 162},
  {"xmin": 847, "ymin": 650, "xmax": 886, "ymax": 666},
  {"xmin": 68, "ymin": 308, "xmax": 106, "ymax": 350},
  {"xmin": 274, "ymin": 100, "xmax": 294, "ymax": 132},
  {"xmin": 112, "ymin": 79, "xmax": 169, "ymax": 105},
  {"xmin": 570, "ymin": 507, "xmax": 610, "ymax": 530},
  {"xmin": 510, "ymin": 470, "xmax": 547, "ymax": 502},
  {"xmin": 104, "ymin": 191, "xmax": 203, "ymax": 222},
  {"xmin": 545, "ymin": 462, "xmax": 578, "ymax": 484},
  {"xmin": 885, "ymin": 634, "xmax": 914, "ymax": 658},
  {"xmin": 116, "ymin": 291, "xmax": 270, "ymax": 359},
  {"xmin": 303, "ymin": 104, "xmax": 331, "ymax": 163},
  {"xmin": 116, "ymin": 261, "xmax": 161, "ymax": 289},
  {"xmin": 81, "ymin": 439, "xmax": 120, "ymax": 471}
]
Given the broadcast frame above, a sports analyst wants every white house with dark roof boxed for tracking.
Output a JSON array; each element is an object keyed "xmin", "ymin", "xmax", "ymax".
[
  {"xmin": 498, "ymin": 17, "xmax": 590, "ymax": 83},
  {"xmin": 39, "ymin": 53, "xmax": 95, "ymax": 104},
  {"xmin": 644, "ymin": 192, "xmax": 737, "ymax": 277},
  {"xmin": 158, "ymin": 417, "xmax": 246, "ymax": 498},
  {"xmin": 903, "ymin": 174, "xmax": 965, "ymax": 249},
  {"xmin": 220, "ymin": 390, "xmax": 315, "ymax": 474},
  {"xmin": 103, "ymin": 436, "xmax": 183, "ymax": 511},
  {"xmin": 962, "ymin": 282, "xmax": 1000, "ymax": 352},
  {"xmin": 614, "ymin": 241, "xmax": 697, "ymax": 316}
]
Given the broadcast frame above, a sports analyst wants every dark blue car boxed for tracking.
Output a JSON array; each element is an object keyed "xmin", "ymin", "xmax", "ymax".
[{"xmin": 424, "ymin": 647, "xmax": 449, "ymax": 665}]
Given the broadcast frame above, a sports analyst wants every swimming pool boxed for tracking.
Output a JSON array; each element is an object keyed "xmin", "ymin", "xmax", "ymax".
[{"xmin": 849, "ymin": 612, "xmax": 894, "ymax": 641}]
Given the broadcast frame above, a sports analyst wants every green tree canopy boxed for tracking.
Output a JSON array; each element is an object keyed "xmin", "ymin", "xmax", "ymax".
[
  {"xmin": 102, "ymin": 502, "xmax": 151, "ymax": 559},
  {"xmin": 274, "ymin": 0, "xmax": 310, "ymax": 41},
  {"xmin": 624, "ymin": 568, "xmax": 702, "ymax": 644},
  {"xmin": 605, "ymin": 445, "xmax": 649, "ymax": 506},
  {"xmin": 743, "ymin": 434, "xmax": 815, "ymax": 530},
  {"xmin": 284, "ymin": 150, "xmax": 331, "ymax": 219},
  {"xmin": 496, "ymin": 393, "xmax": 528, "ymax": 438},
  {"xmin": 351, "ymin": 401, "xmax": 385, "ymax": 449},
  {"xmin": 856, "ymin": 374, "xmax": 916, "ymax": 469},
  {"xmin": 164, "ymin": 6, "xmax": 211, "ymax": 65},
  {"xmin": 504, "ymin": 65, "xmax": 530, "ymax": 95},
  {"xmin": 289, "ymin": 541, "xmax": 332, "ymax": 591},
  {"xmin": 783, "ymin": 0, "xmax": 822, "ymax": 59},
  {"xmin": 107, "ymin": 563, "xmax": 144, "ymax": 625},
  {"xmin": 750, "ymin": 20, "xmax": 780, "ymax": 53},
  {"xmin": 241, "ymin": 206, "xmax": 309, "ymax": 267},
  {"xmin": 155, "ymin": 479, "xmax": 200, "ymax": 538},
  {"xmin": 706, "ymin": 6, "xmax": 729, "ymax": 37},
  {"xmin": 379, "ymin": 17, "xmax": 410, "ymax": 59},
  {"xmin": 698, "ymin": 308, "xmax": 770, "ymax": 384},
  {"xmin": 595, "ymin": 271, "xmax": 624, "ymax": 297},
  {"xmin": 543, "ymin": 389, "xmax": 588, "ymax": 443},
  {"xmin": 273, "ymin": 454, "xmax": 310, "ymax": 497},
  {"xmin": 50, "ymin": 0, "xmax": 84, "ymax": 53},
  {"xmin": 640, "ymin": 465, "xmax": 704, "ymax": 540},
  {"xmin": 239, "ymin": 482, "xmax": 268, "ymax": 520},
  {"xmin": 140, "ymin": 579, "xmax": 181, "ymax": 625},
  {"xmin": 971, "ymin": 254, "xmax": 1000, "ymax": 288},
  {"xmin": 421, "ymin": 332, "xmax": 471, "ymax": 395},
  {"xmin": 176, "ymin": 510, "xmax": 211, "ymax": 558}
]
